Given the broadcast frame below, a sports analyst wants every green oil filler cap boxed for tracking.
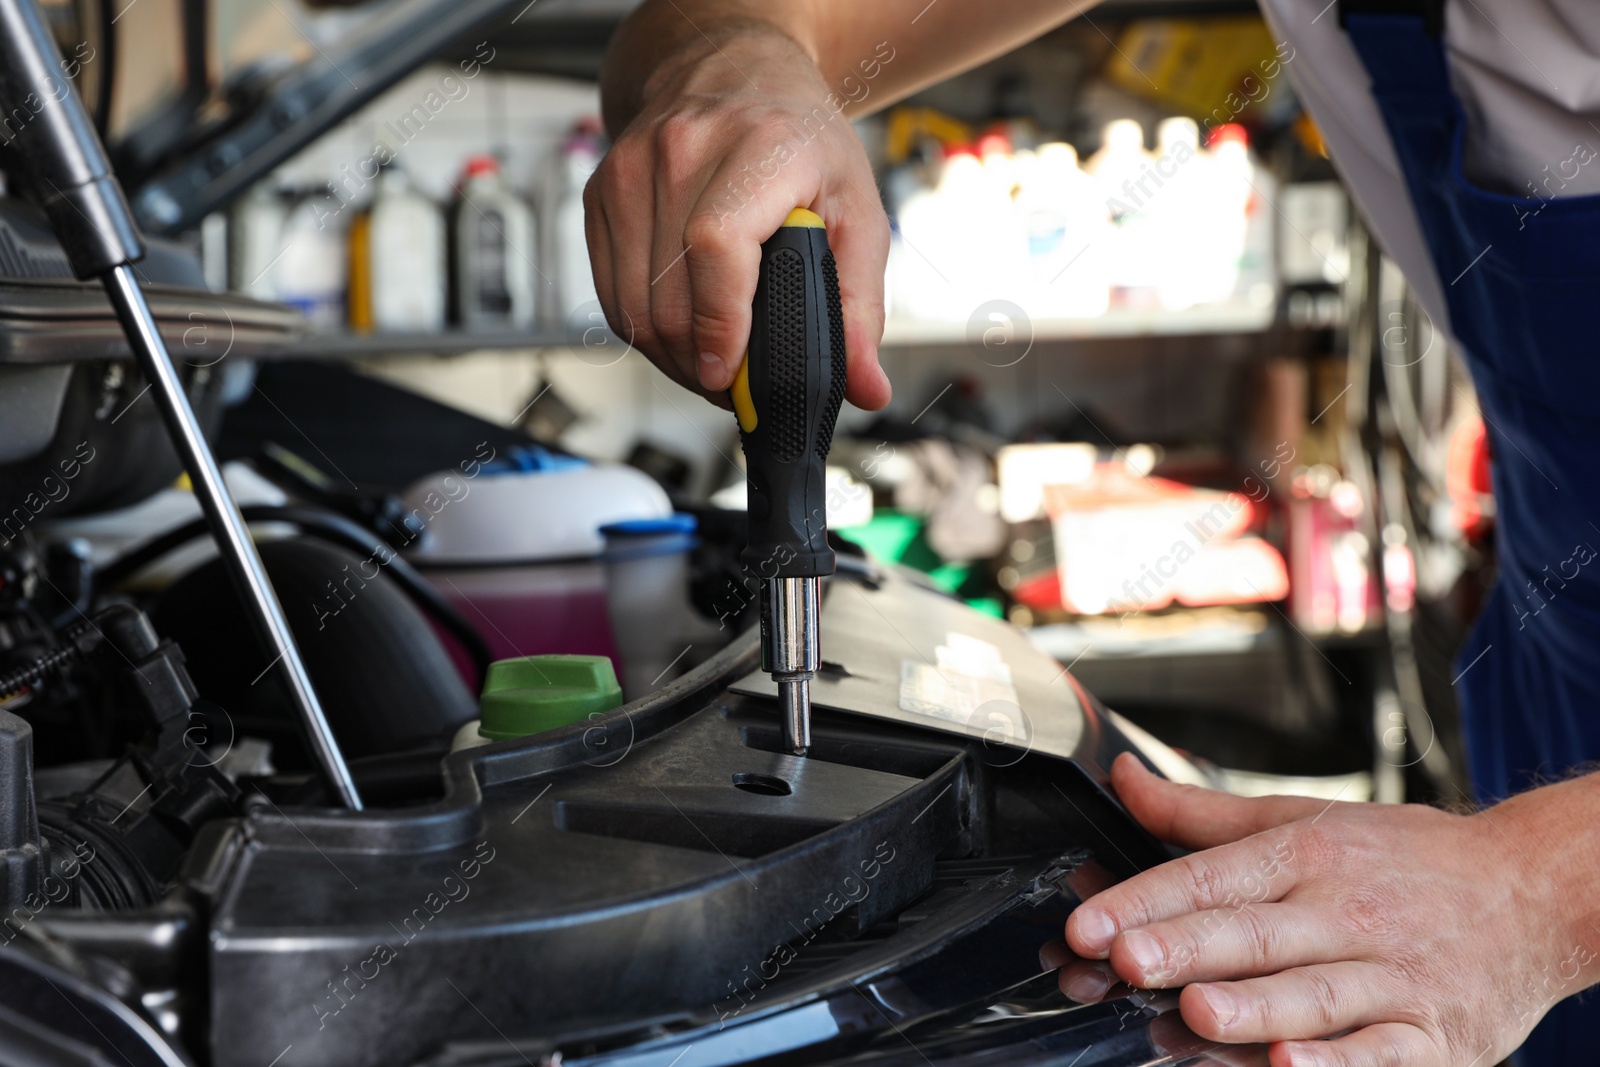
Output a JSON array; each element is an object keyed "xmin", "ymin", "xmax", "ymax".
[{"xmin": 478, "ymin": 655, "xmax": 623, "ymax": 741}]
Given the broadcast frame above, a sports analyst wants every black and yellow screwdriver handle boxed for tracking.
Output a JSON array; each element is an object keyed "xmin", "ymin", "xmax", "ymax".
[{"xmin": 733, "ymin": 207, "xmax": 848, "ymax": 578}]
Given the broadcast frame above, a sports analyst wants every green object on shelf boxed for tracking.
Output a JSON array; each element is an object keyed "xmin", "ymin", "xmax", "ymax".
[
  {"xmin": 837, "ymin": 511, "xmax": 997, "ymax": 598},
  {"xmin": 836, "ymin": 509, "xmax": 942, "ymax": 573},
  {"xmin": 478, "ymin": 654, "xmax": 623, "ymax": 741},
  {"xmin": 964, "ymin": 597, "xmax": 1005, "ymax": 619},
  {"xmin": 927, "ymin": 562, "xmax": 972, "ymax": 595}
]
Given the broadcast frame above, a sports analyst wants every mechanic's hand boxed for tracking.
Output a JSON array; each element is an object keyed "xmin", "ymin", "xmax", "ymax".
[
  {"xmin": 585, "ymin": 27, "xmax": 893, "ymax": 410},
  {"xmin": 1039, "ymin": 938, "xmax": 1269, "ymax": 1065},
  {"xmin": 1062, "ymin": 753, "xmax": 1600, "ymax": 1066}
]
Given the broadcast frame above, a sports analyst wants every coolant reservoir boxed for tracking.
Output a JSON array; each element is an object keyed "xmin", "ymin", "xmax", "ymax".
[
  {"xmin": 401, "ymin": 448, "xmax": 671, "ymax": 668},
  {"xmin": 600, "ymin": 516, "xmax": 725, "ymax": 700},
  {"xmin": 400, "ymin": 449, "xmax": 670, "ymax": 564}
]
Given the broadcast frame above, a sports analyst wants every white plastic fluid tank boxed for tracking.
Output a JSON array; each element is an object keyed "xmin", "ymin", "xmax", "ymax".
[{"xmin": 399, "ymin": 450, "xmax": 671, "ymax": 564}]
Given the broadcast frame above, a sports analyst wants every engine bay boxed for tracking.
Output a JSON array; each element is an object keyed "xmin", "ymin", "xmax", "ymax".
[{"xmin": 0, "ymin": 514, "xmax": 1232, "ymax": 1067}]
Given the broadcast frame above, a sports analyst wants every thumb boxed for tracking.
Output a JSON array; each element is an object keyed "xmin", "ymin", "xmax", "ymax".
[{"xmin": 1109, "ymin": 751, "xmax": 1338, "ymax": 850}]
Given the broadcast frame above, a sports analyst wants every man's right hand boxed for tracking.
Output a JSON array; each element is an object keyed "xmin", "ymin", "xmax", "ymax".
[
  {"xmin": 589, "ymin": 0, "xmax": 1080, "ymax": 409},
  {"xmin": 585, "ymin": 25, "xmax": 892, "ymax": 411}
]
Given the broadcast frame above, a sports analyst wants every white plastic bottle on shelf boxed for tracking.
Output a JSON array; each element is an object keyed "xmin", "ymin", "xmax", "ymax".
[
  {"xmin": 453, "ymin": 155, "xmax": 537, "ymax": 332},
  {"xmin": 369, "ymin": 165, "xmax": 447, "ymax": 332},
  {"xmin": 1198, "ymin": 123, "xmax": 1256, "ymax": 305},
  {"xmin": 1016, "ymin": 141, "xmax": 1110, "ymax": 318},
  {"xmin": 882, "ymin": 157, "xmax": 927, "ymax": 221},
  {"xmin": 884, "ymin": 156, "xmax": 938, "ymax": 325},
  {"xmin": 893, "ymin": 145, "xmax": 976, "ymax": 322},
  {"xmin": 229, "ymin": 182, "xmax": 290, "ymax": 300},
  {"xmin": 1234, "ymin": 131, "xmax": 1278, "ymax": 310},
  {"xmin": 276, "ymin": 187, "xmax": 348, "ymax": 331},
  {"xmin": 978, "ymin": 132, "xmax": 1021, "ymax": 201},
  {"xmin": 1152, "ymin": 117, "xmax": 1210, "ymax": 311},
  {"xmin": 975, "ymin": 132, "xmax": 1030, "ymax": 308},
  {"xmin": 902, "ymin": 141, "xmax": 1025, "ymax": 322},
  {"xmin": 1087, "ymin": 119, "xmax": 1161, "ymax": 307},
  {"xmin": 1086, "ymin": 119, "xmax": 1161, "ymax": 307},
  {"xmin": 552, "ymin": 120, "xmax": 604, "ymax": 327}
]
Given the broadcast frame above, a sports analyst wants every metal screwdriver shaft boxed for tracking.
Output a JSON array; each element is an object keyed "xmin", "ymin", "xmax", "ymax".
[
  {"xmin": 0, "ymin": 0, "xmax": 361, "ymax": 808},
  {"xmin": 769, "ymin": 575, "xmax": 819, "ymax": 754}
]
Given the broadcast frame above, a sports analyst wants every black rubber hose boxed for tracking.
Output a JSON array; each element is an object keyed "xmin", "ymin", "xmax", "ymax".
[
  {"xmin": 156, "ymin": 539, "xmax": 479, "ymax": 765},
  {"xmin": 97, "ymin": 505, "xmax": 493, "ymax": 679}
]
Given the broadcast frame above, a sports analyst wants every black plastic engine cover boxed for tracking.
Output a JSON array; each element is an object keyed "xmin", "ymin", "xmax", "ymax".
[{"xmin": 199, "ymin": 569, "xmax": 1181, "ymax": 1067}]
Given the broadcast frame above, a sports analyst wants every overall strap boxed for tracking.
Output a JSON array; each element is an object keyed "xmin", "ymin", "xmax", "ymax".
[
  {"xmin": 1338, "ymin": 0, "xmax": 1445, "ymax": 36},
  {"xmin": 1340, "ymin": 5, "xmax": 1453, "ymax": 100}
]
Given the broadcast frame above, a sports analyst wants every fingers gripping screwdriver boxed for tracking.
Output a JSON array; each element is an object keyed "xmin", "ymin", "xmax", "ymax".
[{"xmin": 732, "ymin": 208, "xmax": 848, "ymax": 757}]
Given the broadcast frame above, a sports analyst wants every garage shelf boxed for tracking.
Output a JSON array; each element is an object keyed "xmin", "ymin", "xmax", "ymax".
[
  {"xmin": 880, "ymin": 301, "xmax": 1277, "ymax": 346},
  {"xmin": 262, "ymin": 300, "xmax": 1282, "ymax": 360}
]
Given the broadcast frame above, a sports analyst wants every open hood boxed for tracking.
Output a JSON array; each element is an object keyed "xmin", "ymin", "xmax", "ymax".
[{"xmin": 116, "ymin": 0, "xmax": 633, "ymax": 236}]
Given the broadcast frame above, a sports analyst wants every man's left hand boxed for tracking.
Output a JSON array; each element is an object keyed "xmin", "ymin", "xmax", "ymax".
[{"xmin": 1056, "ymin": 753, "xmax": 1600, "ymax": 1066}]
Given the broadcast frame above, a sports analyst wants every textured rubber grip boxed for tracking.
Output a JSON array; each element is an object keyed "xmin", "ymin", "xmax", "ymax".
[
  {"xmin": 739, "ymin": 222, "xmax": 847, "ymax": 579},
  {"xmin": 817, "ymin": 250, "xmax": 848, "ymax": 458}
]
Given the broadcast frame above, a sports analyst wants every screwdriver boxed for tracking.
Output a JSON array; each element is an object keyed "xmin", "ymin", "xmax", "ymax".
[{"xmin": 732, "ymin": 207, "xmax": 849, "ymax": 756}]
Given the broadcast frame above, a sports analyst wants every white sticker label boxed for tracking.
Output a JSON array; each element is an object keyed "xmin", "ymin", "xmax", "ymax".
[{"xmin": 898, "ymin": 633, "xmax": 1021, "ymax": 725}]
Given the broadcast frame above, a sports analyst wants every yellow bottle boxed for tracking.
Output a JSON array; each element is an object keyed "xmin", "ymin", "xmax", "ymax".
[{"xmin": 346, "ymin": 208, "xmax": 373, "ymax": 333}]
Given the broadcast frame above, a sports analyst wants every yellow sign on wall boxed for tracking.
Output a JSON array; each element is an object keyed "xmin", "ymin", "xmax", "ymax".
[{"xmin": 1106, "ymin": 18, "xmax": 1284, "ymax": 123}]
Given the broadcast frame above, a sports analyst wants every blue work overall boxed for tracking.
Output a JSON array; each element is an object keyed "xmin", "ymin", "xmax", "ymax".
[{"xmin": 1345, "ymin": 11, "xmax": 1600, "ymax": 1059}]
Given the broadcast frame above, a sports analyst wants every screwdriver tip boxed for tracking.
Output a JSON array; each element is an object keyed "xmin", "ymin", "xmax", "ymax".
[{"xmin": 777, "ymin": 675, "xmax": 811, "ymax": 756}]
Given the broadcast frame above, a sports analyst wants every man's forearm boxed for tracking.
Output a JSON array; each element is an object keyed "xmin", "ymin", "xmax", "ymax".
[{"xmin": 600, "ymin": 0, "xmax": 1088, "ymax": 136}]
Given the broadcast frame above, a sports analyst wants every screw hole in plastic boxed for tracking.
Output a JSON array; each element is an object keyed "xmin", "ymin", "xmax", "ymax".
[{"xmin": 732, "ymin": 771, "xmax": 792, "ymax": 797}]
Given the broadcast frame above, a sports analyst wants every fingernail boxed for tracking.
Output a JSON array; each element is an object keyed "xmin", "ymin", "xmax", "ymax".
[
  {"xmin": 1072, "ymin": 907, "xmax": 1116, "ymax": 954},
  {"xmin": 1063, "ymin": 970, "xmax": 1111, "ymax": 1003},
  {"xmin": 698, "ymin": 352, "xmax": 727, "ymax": 389},
  {"xmin": 1122, "ymin": 930, "xmax": 1167, "ymax": 982},
  {"xmin": 1197, "ymin": 985, "xmax": 1236, "ymax": 1028}
]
